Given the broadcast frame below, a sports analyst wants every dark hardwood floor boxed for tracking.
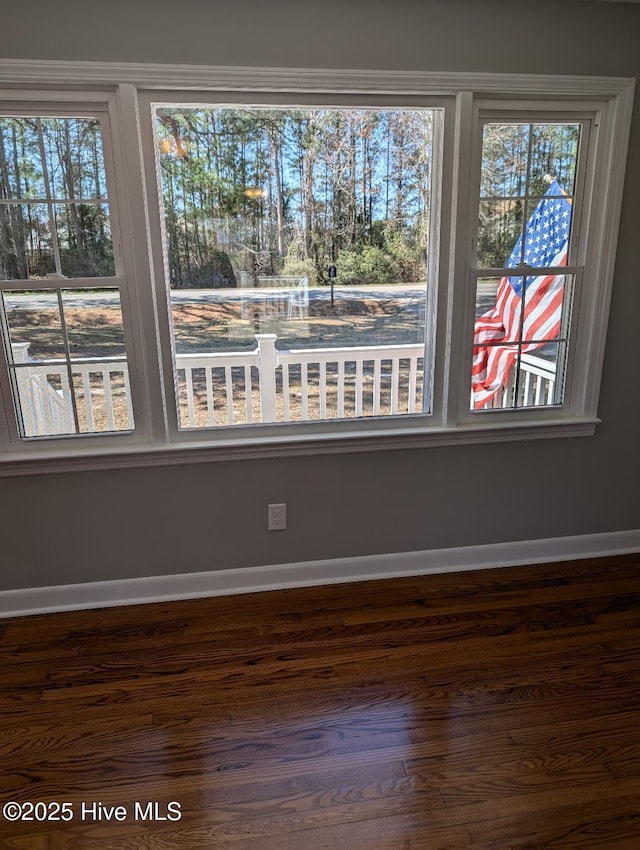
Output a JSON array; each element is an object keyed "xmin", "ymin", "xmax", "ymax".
[{"xmin": 1, "ymin": 554, "xmax": 640, "ymax": 848}]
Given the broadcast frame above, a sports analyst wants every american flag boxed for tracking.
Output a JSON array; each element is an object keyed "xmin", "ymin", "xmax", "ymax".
[{"xmin": 471, "ymin": 179, "xmax": 572, "ymax": 409}]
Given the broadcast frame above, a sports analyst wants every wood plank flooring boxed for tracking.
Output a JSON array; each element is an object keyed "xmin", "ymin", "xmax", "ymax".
[{"xmin": 1, "ymin": 554, "xmax": 639, "ymax": 848}]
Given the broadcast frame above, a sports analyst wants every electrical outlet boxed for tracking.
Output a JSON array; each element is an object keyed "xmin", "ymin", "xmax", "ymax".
[{"xmin": 268, "ymin": 503, "xmax": 287, "ymax": 531}]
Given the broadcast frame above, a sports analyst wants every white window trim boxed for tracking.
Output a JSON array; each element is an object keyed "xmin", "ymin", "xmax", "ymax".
[
  {"xmin": 136, "ymin": 89, "xmax": 454, "ymax": 444},
  {"xmin": 0, "ymin": 62, "xmax": 634, "ymax": 477}
]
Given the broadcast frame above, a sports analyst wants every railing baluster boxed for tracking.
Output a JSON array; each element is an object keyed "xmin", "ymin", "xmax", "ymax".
[
  {"xmin": 185, "ymin": 367, "xmax": 196, "ymax": 427},
  {"xmin": 282, "ymin": 363, "xmax": 290, "ymax": 421},
  {"xmin": 59, "ymin": 371, "xmax": 75, "ymax": 433},
  {"xmin": 355, "ymin": 359, "xmax": 363, "ymax": 417},
  {"xmin": 391, "ymin": 358, "xmax": 399, "ymax": 415},
  {"xmin": 103, "ymin": 370, "xmax": 115, "ymax": 430},
  {"xmin": 408, "ymin": 356, "xmax": 418, "ymax": 413},
  {"xmin": 244, "ymin": 364, "xmax": 253, "ymax": 424},
  {"xmin": 301, "ymin": 362, "xmax": 308, "ymax": 420},
  {"xmin": 205, "ymin": 367, "xmax": 215, "ymax": 426},
  {"xmin": 81, "ymin": 371, "xmax": 93, "ymax": 432},
  {"xmin": 338, "ymin": 361, "xmax": 345, "ymax": 419},
  {"xmin": 256, "ymin": 334, "xmax": 277, "ymax": 423},
  {"xmin": 523, "ymin": 368, "xmax": 532, "ymax": 406},
  {"xmin": 534, "ymin": 374, "xmax": 543, "ymax": 406},
  {"xmin": 373, "ymin": 358, "xmax": 381, "ymax": 415},
  {"xmin": 319, "ymin": 362, "xmax": 327, "ymax": 420},
  {"xmin": 123, "ymin": 365, "xmax": 134, "ymax": 429},
  {"xmin": 225, "ymin": 366, "xmax": 234, "ymax": 425},
  {"xmin": 501, "ymin": 375, "xmax": 511, "ymax": 407},
  {"xmin": 546, "ymin": 379, "xmax": 554, "ymax": 404}
]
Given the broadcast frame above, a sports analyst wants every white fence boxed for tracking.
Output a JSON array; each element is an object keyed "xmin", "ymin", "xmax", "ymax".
[
  {"xmin": 10, "ymin": 343, "xmax": 133, "ymax": 436},
  {"xmin": 175, "ymin": 334, "xmax": 425, "ymax": 427},
  {"xmin": 475, "ymin": 352, "xmax": 558, "ymax": 410},
  {"xmin": 10, "ymin": 338, "xmax": 557, "ymax": 436}
]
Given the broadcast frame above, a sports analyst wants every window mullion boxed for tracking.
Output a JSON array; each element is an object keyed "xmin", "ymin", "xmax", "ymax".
[
  {"xmin": 54, "ymin": 287, "xmax": 81, "ymax": 433},
  {"xmin": 444, "ymin": 91, "xmax": 477, "ymax": 428},
  {"xmin": 111, "ymin": 84, "xmax": 170, "ymax": 444}
]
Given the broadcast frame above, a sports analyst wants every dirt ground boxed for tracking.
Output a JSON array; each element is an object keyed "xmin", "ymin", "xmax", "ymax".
[
  {"xmin": 171, "ymin": 297, "xmax": 422, "ymax": 354},
  {"xmin": 8, "ymin": 297, "xmax": 421, "ymax": 359}
]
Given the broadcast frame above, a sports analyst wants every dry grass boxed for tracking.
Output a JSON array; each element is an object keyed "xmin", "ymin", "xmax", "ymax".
[{"xmin": 176, "ymin": 362, "xmax": 425, "ymax": 429}]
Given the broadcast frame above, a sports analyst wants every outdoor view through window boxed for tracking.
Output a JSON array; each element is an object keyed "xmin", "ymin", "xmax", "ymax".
[
  {"xmin": 471, "ymin": 122, "xmax": 580, "ymax": 412},
  {"xmin": 0, "ymin": 116, "xmax": 134, "ymax": 438},
  {"xmin": 154, "ymin": 107, "xmax": 437, "ymax": 429},
  {"xmin": 0, "ymin": 109, "xmax": 587, "ymax": 442}
]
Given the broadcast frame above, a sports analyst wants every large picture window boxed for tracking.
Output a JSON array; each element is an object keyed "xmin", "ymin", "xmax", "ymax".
[{"xmin": 153, "ymin": 105, "xmax": 440, "ymax": 429}]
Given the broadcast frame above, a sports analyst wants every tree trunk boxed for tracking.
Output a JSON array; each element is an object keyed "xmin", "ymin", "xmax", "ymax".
[
  {"xmin": 0, "ymin": 128, "xmax": 21, "ymax": 279},
  {"xmin": 9, "ymin": 124, "xmax": 28, "ymax": 278},
  {"xmin": 270, "ymin": 126, "xmax": 285, "ymax": 260}
]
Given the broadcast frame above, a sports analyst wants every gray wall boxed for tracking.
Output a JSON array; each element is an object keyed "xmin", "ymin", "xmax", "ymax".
[{"xmin": 0, "ymin": 0, "xmax": 638, "ymax": 591}]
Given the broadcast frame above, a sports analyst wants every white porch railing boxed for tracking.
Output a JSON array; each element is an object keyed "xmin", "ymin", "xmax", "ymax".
[
  {"xmin": 175, "ymin": 338, "xmax": 558, "ymax": 427},
  {"xmin": 11, "ymin": 338, "xmax": 558, "ymax": 435},
  {"xmin": 175, "ymin": 334, "xmax": 425, "ymax": 428},
  {"xmin": 10, "ymin": 343, "xmax": 133, "ymax": 436},
  {"xmin": 475, "ymin": 352, "xmax": 557, "ymax": 410}
]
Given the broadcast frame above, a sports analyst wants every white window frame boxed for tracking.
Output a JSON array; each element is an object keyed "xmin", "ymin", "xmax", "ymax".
[
  {"xmin": 137, "ymin": 90, "xmax": 453, "ymax": 447},
  {"xmin": 0, "ymin": 63, "xmax": 633, "ymax": 476},
  {"xmin": 454, "ymin": 101, "xmax": 599, "ymax": 425},
  {"xmin": 0, "ymin": 89, "xmax": 157, "ymax": 456}
]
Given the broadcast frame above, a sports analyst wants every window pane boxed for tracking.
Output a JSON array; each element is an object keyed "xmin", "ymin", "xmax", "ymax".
[
  {"xmin": 3, "ymin": 290, "xmax": 67, "ymax": 359},
  {"xmin": 40, "ymin": 117, "xmax": 108, "ymax": 200},
  {"xmin": 480, "ymin": 122, "xmax": 580, "ymax": 201},
  {"xmin": 156, "ymin": 106, "xmax": 437, "ymax": 428},
  {"xmin": 478, "ymin": 122, "xmax": 579, "ymax": 271},
  {"xmin": 472, "ymin": 342, "xmax": 565, "ymax": 410},
  {"xmin": 2, "ymin": 287, "xmax": 134, "ymax": 437},
  {"xmin": 523, "ymin": 194, "xmax": 573, "ymax": 269},
  {"xmin": 480, "ymin": 123, "xmax": 529, "ymax": 198},
  {"xmin": 474, "ymin": 274, "xmax": 572, "ymax": 346},
  {"xmin": 513, "ymin": 342, "xmax": 565, "ymax": 408},
  {"xmin": 0, "ymin": 118, "xmax": 46, "ymax": 199},
  {"xmin": 0, "ymin": 201, "xmax": 115, "ymax": 280},
  {"xmin": 0, "ymin": 117, "xmax": 109, "ymax": 201},
  {"xmin": 54, "ymin": 203, "xmax": 115, "ymax": 277},
  {"xmin": 529, "ymin": 124, "xmax": 580, "ymax": 198},
  {"xmin": 478, "ymin": 200, "xmax": 524, "ymax": 268},
  {"xmin": 60, "ymin": 288, "xmax": 127, "ymax": 359},
  {"xmin": 0, "ymin": 204, "xmax": 54, "ymax": 280},
  {"xmin": 0, "ymin": 115, "xmax": 114, "ymax": 281},
  {"xmin": 10, "ymin": 362, "xmax": 76, "ymax": 438}
]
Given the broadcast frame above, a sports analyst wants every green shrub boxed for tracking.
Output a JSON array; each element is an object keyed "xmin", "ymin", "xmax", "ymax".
[
  {"xmin": 184, "ymin": 249, "xmax": 237, "ymax": 288},
  {"xmin": 336, "ymin": 245, "xmax": 394, "ymax": 285},
  {"xmin": 281, "ymin": 257, "xmax": 319, "ymax": 285},
  {"xmin": 384, "ymin": 228, "xmax": 425, "ymax": 282}
]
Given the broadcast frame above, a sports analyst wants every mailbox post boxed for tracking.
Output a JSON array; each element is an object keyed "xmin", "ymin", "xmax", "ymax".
[{"xmin": 328, "ymin": 264, "xmax": 337, "ymax": 307}]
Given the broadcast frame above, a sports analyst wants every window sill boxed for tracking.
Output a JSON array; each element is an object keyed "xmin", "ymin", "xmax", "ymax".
[{"xmin": 0, "ymin": 416, "xmax": 599, "ymax": 477}]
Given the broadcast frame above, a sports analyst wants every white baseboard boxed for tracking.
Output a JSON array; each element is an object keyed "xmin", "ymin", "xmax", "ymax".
[{"xmin": 1, "ymin": 529, "xmax": 638, "ymax": 619}]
